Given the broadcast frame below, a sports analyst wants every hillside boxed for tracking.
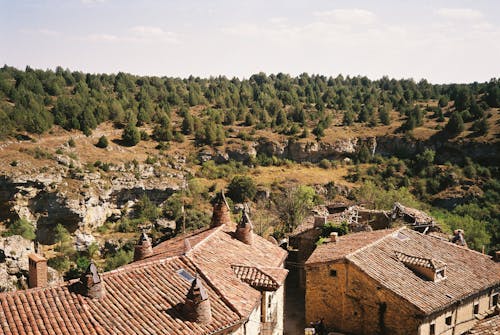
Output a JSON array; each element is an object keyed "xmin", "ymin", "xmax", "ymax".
[{"xmin": 0, "ymin": 66, "xmax": 498, "ymax": 285}]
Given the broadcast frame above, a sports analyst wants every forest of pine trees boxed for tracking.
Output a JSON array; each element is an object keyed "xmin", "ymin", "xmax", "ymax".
[{"xmin": 0, "ymin": 65, "xmax": 498, "ymax": 141}]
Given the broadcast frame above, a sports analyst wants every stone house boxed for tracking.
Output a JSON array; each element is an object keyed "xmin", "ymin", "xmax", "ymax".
[
  {"xmin": 0, "ymin": 192, "xmax": 288, "ymax": 335},
  {"xmin": 305, "ymin": 227, "xmax": 500, "ymax": 335}
]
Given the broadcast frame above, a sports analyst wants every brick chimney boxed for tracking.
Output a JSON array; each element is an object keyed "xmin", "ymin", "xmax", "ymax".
[
  {"xmin": 133, "ymin": 232, "xmax": 154, "ymax": 261},
  {"xmin": 210, "ymin": 191, "xmax": 232, "ymax": 228},
  {"xmin": 183, "ymin": 275, "xmax": 212, "ymax": 323},
  {"xmin": 80, "ymin": 261, "xmax": 105, "ymax": 299},
  {"xmin": 494, "ymin": 251, "xmax": 500, "ymax": 262},
  {"xmin": 235, "ymin": 208, "xmax": 253, "ymax": 245},
  {"xmin": 28, "ymin": 253, "xmax": 47, "ymax": 288}
]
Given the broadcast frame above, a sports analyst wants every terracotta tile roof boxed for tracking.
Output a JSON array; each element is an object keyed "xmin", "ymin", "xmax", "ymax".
[
  {"xmin": 306, "ymin": 228, "xmax": 398, "ymax": 264},
  {"xmin": 0, "ymin": 256, "xmax": 241, "ymax": 335},
  {"xmin": 0, "ymin": 223, "xmax": 287, "ymax": 334},
  {"xmin": 231, "ymin": 265, "xmax": 288, "ymax": 291},
  {"xmin": 308, "ymin": 227, "xmax": 500, "ymax": 315},
  {"xmin": 469, "ymin": 314, "xmax": 500, "ymax": 334},
  {"xmin": 185, "ymin": 226, "xmax": 288, "ymax": 316},
  {"xmin": 394, "ymin": 251, "xmax": 446, "ymax": 270}
]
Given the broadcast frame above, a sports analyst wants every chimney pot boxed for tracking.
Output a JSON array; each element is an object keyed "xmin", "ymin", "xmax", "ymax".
[
  {"xmin": 134, "ymin": 232, "xmax": 154, "ymax": 261},
  {"xmin": 28, "ymin": 253, "xmax": 47, "ymax": 288},
  {"xmin": 210, "ymin": 191, "xmax": 232, "ymax": 228},
  {"xmin": 235, "ymin": 209, "xmax": 253, "ymax": 245},
  {"xmin": 80, "ymin": 261, "xmax": 105, "ymax": 299},
  {"xmin": 183, "ymin": 275, "xmax": 212, "ymax": 323}
]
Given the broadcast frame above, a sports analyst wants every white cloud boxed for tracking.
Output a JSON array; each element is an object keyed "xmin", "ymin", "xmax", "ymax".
[
  {"xmin": 87, "ymin": 33, "xmax": 118, "ymax": 41},
  {"xmin": 129, "ymin": 26, "xmax": 178, "ymax": 43},
  {"xmin": 435, "ymin": 8, "xmax": 483, "ymax": 21},
  {"xmin": 84, "ymin": 26, "xmax": 178, "ymax": 44},
  {"xmin": 313, "ymin": 9, "xmax": 377, "ymax": 25}
]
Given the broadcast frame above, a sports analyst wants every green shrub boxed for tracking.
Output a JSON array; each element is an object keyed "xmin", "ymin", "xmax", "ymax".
[
  {"xmin": 2, "ymin": 219, "xmax": 36, "ymax": 240},
  {"xmin": 104, "ymin": 249, "xmax": 133, "ymax": 271},
  {"xmin": 96, "ymin": 135, "xmax": 109, "ymax": 148}
]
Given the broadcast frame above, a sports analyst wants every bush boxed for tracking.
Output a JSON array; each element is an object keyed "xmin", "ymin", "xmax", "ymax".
[
  {"xmin": 104, "ymin": 249, "xmax": 133, "ymax": 271},
  {"xmin": 122, "ymin": 123, "xmax": 140, "ymax": 146},
  {"xmin": 2, "ymin": 219, "xmax": 36, "ymax": 240},
  {"xmin": 227, "ymin": 176, "xmax": 257, "ymax": 203},
  {"xmin": 68, "ymin": 138, "xmax": 76, "ymax": 147},
  {"xmin": 96, "ymin": 135, "xmax": 109, "ymax": 148},
  {"xmin": 319, "ymin": 159, "xmax": 331, "ymax": 169}
]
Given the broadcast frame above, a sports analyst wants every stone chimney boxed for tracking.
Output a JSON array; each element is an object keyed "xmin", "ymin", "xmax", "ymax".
[
  {"xmin": 210, "ymin": 191, "xmax": 232, "ymax": 228},
  {"xmin": 28, "ymin": 253, "xmax": 47, "ymax": 288},
  {"xmin": 133, "ymin": 232, "xmax": 154, "ymax": 261},
  {"xmin": 80, "ymin": 261, "xmax": 105, "ymax": 299},
  {"xmin": 235, "ymin": 208, "xmax": 253, "ymax": 245},
  {"xmin": 183, "ymin": 275, "xmax": 212, "ymax": 323}
]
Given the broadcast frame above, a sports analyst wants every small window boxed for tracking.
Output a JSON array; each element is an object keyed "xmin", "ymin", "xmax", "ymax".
[
  {"xmin": 445, "ymin": 315, "xmax": 452, "ymax": 326},
  {"xmin": 430, "ymin": 323, "xmax": 435, "ymax": 335},
  {"xmin": 473, "ymin": 302, "xmax": 479, "ymax": 315},
  {"xmin": 329, "ymin": 269, "xmax": 337, "ymax": 277},
  {"xmin": 492, "ymin": 293, "xmax": 499, "ymax": 307}
]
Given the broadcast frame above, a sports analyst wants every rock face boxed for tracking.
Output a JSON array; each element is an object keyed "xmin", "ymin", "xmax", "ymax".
[
  {"xmin": 254, "ymin": 137, "xmax": 376, "ymax": 162},
  {"xmin": 0, "ymin": 168, "xmax": 178, "ymax": 244}
]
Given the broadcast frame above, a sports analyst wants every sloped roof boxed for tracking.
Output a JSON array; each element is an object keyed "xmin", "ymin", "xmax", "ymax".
[
  {"xmin": 231, "ymin": 265, "xmax": 288, "ymax": 291},
  {"xmin": 394, "ymin": 251, "xmax": 446, "ymax": 270},
  {"xmin": 469, "ymin": 314, "xmax": 500, "ymax": 335},
  {"xmin": 185, "ymin": 226, "xmax": 288, "ymax": 316},
  {"xmin": 0, "ymin": 223, "xmax": 287, "ymax": 334},
  {"xmin": 0, "ymin": 256, "xmax": 240, "ymax": 335},
  {"xmin": 306, "ymin": 228, "xmax": 500, "ymax": 315}
]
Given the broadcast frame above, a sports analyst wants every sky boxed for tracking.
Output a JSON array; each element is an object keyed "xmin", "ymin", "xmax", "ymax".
[{"xmin": 0, "ymin": 0, "xmax": 499, "ymax": 83}]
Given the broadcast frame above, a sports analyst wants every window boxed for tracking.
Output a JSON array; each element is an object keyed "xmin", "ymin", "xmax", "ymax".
[
  {"xmin": 473, "ymin": 302, "xmax": 479, "ymax": 315},
  {"xmin": 430, "ymin": 323, "xmax": 435, "ymax": 335},
  {"xmin": 329, "ymin": 269, "xmax": 337, "ymax": 277},
  {"xmin": 492, "ymin": 293, "xmax": 499, "ymax": 307},
  {"xmin": 445, "ymin": 315, "xmax": 452, "ymax": 326}
]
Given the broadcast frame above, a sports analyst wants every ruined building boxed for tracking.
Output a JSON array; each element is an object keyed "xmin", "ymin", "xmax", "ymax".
[
  {"xmin": 0, "ymin": 191, "xmax": 288, "ymax": 335},
  {"xmin": 305, "ymin": 227, "xmax": 500, "ymax": 335}
]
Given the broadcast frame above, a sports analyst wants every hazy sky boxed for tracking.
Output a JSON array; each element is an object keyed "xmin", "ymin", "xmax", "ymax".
[{"xmin": 1, "ymin": 0, "xmax": 499, "ymax": 83}]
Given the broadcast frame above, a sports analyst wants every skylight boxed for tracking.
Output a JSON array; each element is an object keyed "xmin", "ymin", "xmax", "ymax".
[{"xmin": 176, "ymin": 269, "xmax": 195, "ymax": 283}]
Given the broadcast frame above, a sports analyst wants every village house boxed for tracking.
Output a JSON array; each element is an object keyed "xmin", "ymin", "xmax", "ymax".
[
  {"xmin": 304, "ymin": 227, "xmax": 500, "ymax": 335},
  {"xmin": 288, "ymin": 202, "xmax": 443, "ymax": 291},
  {"xmin": 0, "ymin": 192, "xmax": 288, "ymax": 335}
]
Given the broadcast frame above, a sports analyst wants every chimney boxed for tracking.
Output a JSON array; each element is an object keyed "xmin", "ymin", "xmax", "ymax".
[
  {"xmin": 314, "ymin": 216, "xmax": 327, "ymax": 228},
  {"xmin": 330, "ymin": 232, "xmax": 338, "ymax": 242},
  {"xmin": 183, "ymin": 275, "xmax": 212, "ymax": 323},
  {"xmin": 494, "ymin": 251, "xmax": 500, "ymax": 262},
  {"xmin": 133, "ymin": 232, "xmax": 154, "ymax": 261},
  {"xmin": 28, "ymin": 253, "xmax": 47, "ymax": 288},
  {"xmin": 80, "ymin": 261, "xmax": 105, "ymax": 299},
  {"xmin": 210, "ymin": 191, "xmax": 232, "ymax": 228},
  {"xmin": 235, "ymin": 208, "xmax": 253, "ymax": 245}
]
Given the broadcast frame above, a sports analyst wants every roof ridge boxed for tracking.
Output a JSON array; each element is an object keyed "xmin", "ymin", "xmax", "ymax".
[
  {"xmin": 346, "ymin": 227, "xmax": 404, "ymax": 259},
  {"xmin": 184, "ymin": 225, "xmax": 225, "ymax": 257},
  {"xmin": 421, "ymin": 230, "xmax": 493, "ymax": 259},
  {"xmin": 182, "ymin": 256, "xmax": 244, "ymax": 319}
]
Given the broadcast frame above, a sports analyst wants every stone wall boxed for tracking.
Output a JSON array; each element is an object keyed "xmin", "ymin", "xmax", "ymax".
[
  {"xmin": 418, "ymin": 291, "xmax": 496, "ymax": 335},
  {"xmin": 305, "ymin": 260, "xmax": 423, "ymax": 335}
]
